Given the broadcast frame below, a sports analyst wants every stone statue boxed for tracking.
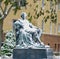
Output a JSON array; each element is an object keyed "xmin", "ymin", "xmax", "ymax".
[{"xmin": 14, "ymin": 12, "xmax": 45, "ymax": 49}]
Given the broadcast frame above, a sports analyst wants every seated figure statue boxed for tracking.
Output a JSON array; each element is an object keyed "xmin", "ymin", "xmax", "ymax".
[{"xmin": 14, "ymin": 12, "xmax": 45, "ymax": 48}]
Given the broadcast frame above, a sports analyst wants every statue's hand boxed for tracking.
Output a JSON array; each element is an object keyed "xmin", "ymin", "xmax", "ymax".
[{"xmin": 29, "ymin": 25, "xmax": 33, "ymax": 28}]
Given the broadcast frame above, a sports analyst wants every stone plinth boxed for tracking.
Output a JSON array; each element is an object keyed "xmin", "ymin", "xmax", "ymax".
[{"xmin": 13, "ymin": 48, "xmax": 53, "ymax": 59}]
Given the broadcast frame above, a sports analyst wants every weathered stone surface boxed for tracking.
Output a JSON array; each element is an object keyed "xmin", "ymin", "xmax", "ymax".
[{"xmin": 13, "ymin": 48, "xmax": 53, "ymax": 59}]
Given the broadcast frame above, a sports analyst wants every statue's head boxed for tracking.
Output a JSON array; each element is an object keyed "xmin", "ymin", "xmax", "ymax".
[{"xmin": 21, "ymin": 12, "xmax": 27, "ymax": 20}]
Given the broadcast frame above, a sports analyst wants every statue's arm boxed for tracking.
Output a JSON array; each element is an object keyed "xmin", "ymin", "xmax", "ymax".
[
  {"xmin": 29, "ymin": 23, "xmax": 37, "ymax": 28},
  {"xmin": 14, "ymin": 21, "xmax": 24, "ymax": 32}
]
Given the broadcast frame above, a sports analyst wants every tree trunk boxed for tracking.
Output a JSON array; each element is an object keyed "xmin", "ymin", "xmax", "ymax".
[{"xmin": 0, "ymin": 20, "xmax": 3, "ymax": 55}]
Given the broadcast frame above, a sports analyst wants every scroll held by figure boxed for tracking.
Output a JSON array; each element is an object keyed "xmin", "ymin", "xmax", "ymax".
[{"xmin": 14, "ymin": 12, "xmax": 49, "ymax": 49}]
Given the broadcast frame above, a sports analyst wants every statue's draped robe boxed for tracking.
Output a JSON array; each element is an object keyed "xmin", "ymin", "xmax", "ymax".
[{"xmin": 14, "ymin": 19, "xmax": 43, "ymax": 48}]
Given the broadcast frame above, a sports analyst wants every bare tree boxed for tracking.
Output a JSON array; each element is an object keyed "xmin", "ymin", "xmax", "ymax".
[{"xmin": 0, "ymin": 0, "xmax": 27, "ymax": 54}]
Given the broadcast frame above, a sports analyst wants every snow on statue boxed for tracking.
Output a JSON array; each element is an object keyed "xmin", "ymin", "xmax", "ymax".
[{"xmin": 14, "ymin": 12, "xmax": 45, "ymax": 48}]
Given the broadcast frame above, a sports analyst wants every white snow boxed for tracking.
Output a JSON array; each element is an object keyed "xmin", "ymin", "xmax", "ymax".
[
  {"xmin": 0, "ymin": 57, "xmax": 1, "ymax": 59},
  {"xmin": 0, "ymin": 55, "xmax": 60, "ymax": 59}
]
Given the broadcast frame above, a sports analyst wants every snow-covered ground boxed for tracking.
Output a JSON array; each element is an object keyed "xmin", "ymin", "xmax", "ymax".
[
  {"xmin": 0, "ymin": 56, "xmax": 12, "ymax": 59},
  {"xmin": 0, "ymin": 55, "xmax": 60, "ymax": 59},
  {"xmin": 53, "ymin": 55, "xmax": 60, "ymax": 59}
]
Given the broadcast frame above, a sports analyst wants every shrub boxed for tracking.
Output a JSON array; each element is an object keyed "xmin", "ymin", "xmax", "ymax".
[{"xmin": 1, "ymin": 30, "xmax": 16, "ymax": 56}]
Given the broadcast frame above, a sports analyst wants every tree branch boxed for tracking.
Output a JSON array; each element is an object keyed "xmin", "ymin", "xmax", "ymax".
[
  {"xmin": 0, "ymin": 6, "xmax": 4, "ymax": 20},
  {"xmin": 0, "ymin": 6, "xmax": 4, "ymax": 14},
  {"xmin": 2, "ymin": 5, "xmax": 13, "ymax": 20},
  {"xmin": 7, "ymin": 5, "xmax": 13, "ymax": 15},
  {"xmin": 3, "ymin": 5, "xmax": 8, "ymax": 15}
]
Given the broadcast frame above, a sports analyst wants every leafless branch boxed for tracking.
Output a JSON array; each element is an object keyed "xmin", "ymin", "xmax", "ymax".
[
  {"xmin": 3, "ymin": 5, "xmax": 8, "ymax": 15},
  {"xmin": 2, "ymin": 5, "xmax": 13, "ymax": 20},
  {"xmin": 7, "ymin": 5, "xmax": 13, "ymax": 15},
  {"xmin": 0, "ymin": 6, "xmax": 4, "ymax": 14}
]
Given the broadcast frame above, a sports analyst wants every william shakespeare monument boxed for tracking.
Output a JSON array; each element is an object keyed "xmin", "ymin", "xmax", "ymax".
[{"xmin": 13, "ymin": 12, "xmax": 53, "ymax": 59}]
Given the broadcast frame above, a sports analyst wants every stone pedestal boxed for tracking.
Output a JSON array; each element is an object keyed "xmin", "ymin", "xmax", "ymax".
[{"xmin": 13, "ymin": 48, "xmax": 53, "ymax": 59}]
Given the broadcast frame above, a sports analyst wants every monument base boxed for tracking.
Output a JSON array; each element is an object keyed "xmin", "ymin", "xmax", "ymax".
[{"xmin": 13, "ymin": 48, "xmax": 53, "ymax": 59}]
